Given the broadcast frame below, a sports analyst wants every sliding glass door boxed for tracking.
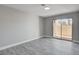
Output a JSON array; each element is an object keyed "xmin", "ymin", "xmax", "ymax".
[
  {"xmin": 53, "ymin": 19, "xmax": 62, "ymax": 39},
  {"xmin": 53, "ymin": 18, "xmax": 72, "ymax": 40}
]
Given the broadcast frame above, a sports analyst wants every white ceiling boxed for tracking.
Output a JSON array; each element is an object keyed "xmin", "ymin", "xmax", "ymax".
[{"xmin": 3, "ymin": 4, "xmax": 79, "ymax": 16}]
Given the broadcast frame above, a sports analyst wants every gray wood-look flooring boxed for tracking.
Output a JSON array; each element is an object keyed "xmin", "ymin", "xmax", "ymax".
[{"xmin": 0, "ymin": 38, "xmax": 79, "ymax": 55}]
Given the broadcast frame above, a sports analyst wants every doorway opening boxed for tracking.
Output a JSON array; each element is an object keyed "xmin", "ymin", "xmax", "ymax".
[{"xmin": 53, "ymin": 18, "xmax": 72, "ymax": 41}]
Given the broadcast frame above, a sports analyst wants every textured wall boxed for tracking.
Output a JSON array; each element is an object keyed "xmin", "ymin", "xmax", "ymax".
[{"xmin": 0, "ymin": 5, "xmax": 40, "ymax": 48}]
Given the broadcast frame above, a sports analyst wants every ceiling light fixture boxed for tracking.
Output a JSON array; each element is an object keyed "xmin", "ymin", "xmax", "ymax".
[
  {"xmin": 41, "ymin": 4, "xmax": 50, "ymax": 10},
  {"xmin": 44, "ymin": 6, "xmax": 50, "ymax": 10}
]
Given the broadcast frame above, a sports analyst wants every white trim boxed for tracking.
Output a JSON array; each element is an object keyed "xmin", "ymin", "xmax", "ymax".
[
  {"xmin": 43, "ymin": 35, "xmax": 53, "ymax": 38},
  {"xmin": 73, "ymin": 40, "xmax": 79, "ymax": 43},
  {"xmin": 0, "ymin": 37, "xmax": 41, "ymax": 51}
]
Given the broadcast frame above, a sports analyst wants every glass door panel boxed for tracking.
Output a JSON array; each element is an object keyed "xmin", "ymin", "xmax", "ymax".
[
  {"xmin": 53, "ymin": 19, "xmax": 61, "ymax": 38},
  {"xmin": 53, "ymin": 18, "xmax": 72, "ymax": 40},
  {"xmin": 61, "ymin": 19, "xmax": 72, "ymax": 40}
]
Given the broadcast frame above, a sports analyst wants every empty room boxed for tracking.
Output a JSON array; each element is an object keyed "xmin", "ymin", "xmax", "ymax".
[{"xmin": 0, "ymin": 4, "xmax": 79, "ymax": 55}]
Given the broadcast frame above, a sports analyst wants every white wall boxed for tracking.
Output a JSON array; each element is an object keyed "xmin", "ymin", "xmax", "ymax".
[
  {"xmin": 0, "ymin": 5, "xmax": 40, "ymax": 48},
  {"xmin": 42, "ymin": 18, "xmax": 53, "ymax": 37},
  {"xmin": 39, "ymin": 17, "xmax": 45, "ymax": 37}
]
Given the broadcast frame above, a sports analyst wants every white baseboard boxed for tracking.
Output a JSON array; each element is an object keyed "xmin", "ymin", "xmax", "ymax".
[
  {"xmin": 0, "ymin": 37, "xmax": 41, "ymax": 51},
  {"xmin": 42, "ymin": 35, "xmax": 53, "ymax": 38},
  {"xmin": 73, "ymin": 40, "xmax": 79, "ymax": 43}
]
